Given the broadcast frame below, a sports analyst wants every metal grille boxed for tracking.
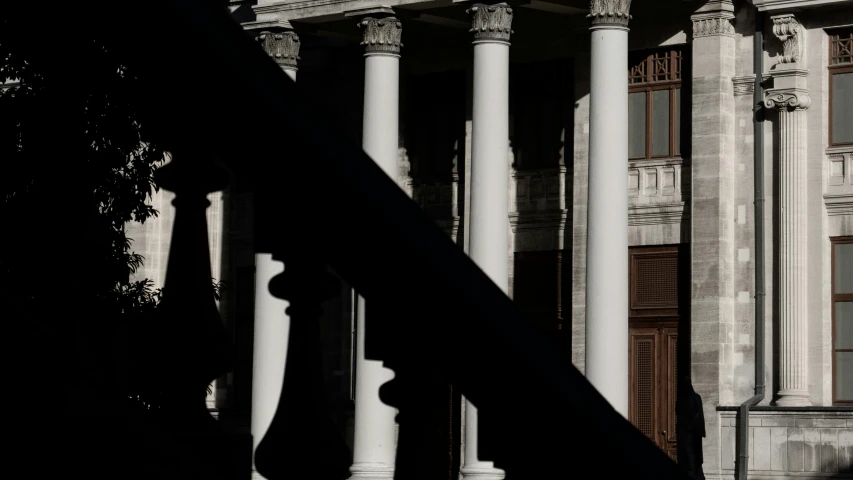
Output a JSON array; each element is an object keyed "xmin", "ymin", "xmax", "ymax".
[
  {"xmin": 636, "ymin": 256, "xmax": 678, "ymax": 307},
  {"xmin": 831, "ymin": 29, "xmax": 853, "ymax": 65},
  {"xmin": 636, "ymin": 339, "xmax": 654, "ymax": 437}
]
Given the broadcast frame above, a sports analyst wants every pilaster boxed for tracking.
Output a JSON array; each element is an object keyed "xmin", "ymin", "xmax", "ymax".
[
  {"xmin": 764, "ymin": 12, "xmax": 811, "ymax": 406},
  {"xmin": 689, "ymin": 0, "xmax": 737, "ymax": 473}
]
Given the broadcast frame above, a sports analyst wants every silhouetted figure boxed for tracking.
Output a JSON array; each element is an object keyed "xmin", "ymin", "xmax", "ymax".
[{"xmin": 677, "ymin": 377, "xmax": 706, "ymax": 480}]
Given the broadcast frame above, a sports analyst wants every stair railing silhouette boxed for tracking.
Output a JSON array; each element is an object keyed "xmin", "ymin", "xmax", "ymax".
[{"xmin": 90, "ymin": 0, "xmax": 689, "ymax": 478}]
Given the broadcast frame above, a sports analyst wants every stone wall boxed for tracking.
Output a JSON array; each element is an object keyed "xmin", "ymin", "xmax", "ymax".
[{"xmin": 718, "ymin": 410, "xmax": 853, "ymax": 478}]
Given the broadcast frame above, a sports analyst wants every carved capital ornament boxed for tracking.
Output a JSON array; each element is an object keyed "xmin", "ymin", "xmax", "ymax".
[
  {"xmin": 468, "ymin": 3, "xmax": 514, "ymax": 43},
  {"xmin": 692, "ymin": 17, "xmax": 735, "ymax": 37},
  {"xmin": 587, "ymin": 0, "xmax": 632, "ymax": 28},
  {"xmin": 257, "ymin": 30, "xmax": 300, "ymax": 68},
  {"xmin": 771, "ymin": 14, "xmax": 803, "ymax": 64},
  {"xmin": 359, "ymin": 17, "xmax": 403, "ymax": 55},
  {"xmin": 764, "ymin": 90, "xmax": 811, "ymax": 110}
]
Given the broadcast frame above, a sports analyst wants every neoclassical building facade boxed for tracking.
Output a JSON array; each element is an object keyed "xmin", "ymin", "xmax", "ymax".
[{"xmin": 127, "ymin": 0, "xmax": 853, "ymax": 478}]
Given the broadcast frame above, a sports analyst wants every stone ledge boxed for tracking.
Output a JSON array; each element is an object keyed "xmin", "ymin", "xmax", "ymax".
[
  {"xmin": 717, "ymin": 405, "xmax": 853, "ymax": 412},
  {"xmin": 824, "ymin": 194, "xmax": 853, "ymax": 216},
  {"xmin": 628, "ymin": 202, "xmax": 688, "ymax": 226},
  {"xmin": 509, "ymin": 209, "xmax": 568, "ymax": 231}
]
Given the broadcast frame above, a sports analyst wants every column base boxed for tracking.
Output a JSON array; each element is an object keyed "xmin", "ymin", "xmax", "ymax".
[
  {"xmin": 460, "ymin": 463, "xmax": 506, "ymax": 480},
  {"xmin": 349, "ymin": 462, "xmax": 395, "ymax": 479},
  {"xmin": 774, "ymin": 389, "xmax": 811, "ymax": 406}
]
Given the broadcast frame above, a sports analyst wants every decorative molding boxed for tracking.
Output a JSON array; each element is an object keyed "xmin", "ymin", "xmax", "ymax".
[
  {"xmin": 732, "ymin": 74, "xmax": 771, "ymax": 96},
  {"xmin": 692, "ymin": 16, "xmax": 735, "ymax": 37},
  {"xmin": 748, "ymin": 0, "xmax": 852, "ymax": 12},
  {"xmin": 509, "ymin": 209, "xmax": 568, "ymax": 232},
  {"xmin": 733, "ymin": 75, "xmax": 756, "ymax": 96},
  {"xmin": 587, "ymin": 0, "xmax": 632, "ymax": 28},
  {"xmin": 771, "ymin": 14, "xmax": 804, "ymax": 64},
  {"xmin": 256, "ymin": 30, "xmax": 300, "ymax": 68},
  {"xmin": 242, "ymin": 19, "xmax": 293, "ymax": 32},
  {"xmin": 398, "ymin": 147, "xmax": 413, "ymax": 198},
  {"xmin": 824, "ymin": 194, "xmax": 853, "ymax": 216},
  {"xmin": 690, "ymin": 0, "xmax": 735, "ymax": 38},
  {"xmin": 468, "ymin": 3, "xmax": 514, "ymax": 43},
  {"xmin": 628, "ymin": 202, "xmax": 688, "ymax": 226},
  {"xmin": 359, "ymin": 17, "xmax": 403, "ymax": 55},
  {"xmin": 764, "ymin": 89, "xmax": 811, "ymax": 110}
]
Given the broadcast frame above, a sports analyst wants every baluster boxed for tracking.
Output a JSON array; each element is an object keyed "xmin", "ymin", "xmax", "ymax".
[
  {"xmin": 151, "ymin": 154, "xmax": 231, "ymax": 424},
  {"xmin": 128, "ymin": 153, "xmax": 250, "ymax": 478},
  {"xmin": 254, "ymin": 255, "xmax": 351, "ymax": 480}
]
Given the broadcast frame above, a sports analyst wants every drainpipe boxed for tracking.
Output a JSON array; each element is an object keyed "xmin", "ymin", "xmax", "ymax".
[{"xmin": 736, "ymin": 9, "xmax": 766, "ymax": 480}]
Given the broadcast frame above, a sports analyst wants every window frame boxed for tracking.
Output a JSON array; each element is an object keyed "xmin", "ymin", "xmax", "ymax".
[
  {"xmin": 628, "ymin": 49, "xmax": 683, "ymax": 160},
  {"xmin": 831, "ymin": 236, "xmax": 853, "ymax": 405},
  {"xmin": 828, "ymin": 29, "xmax": 853, "ymax": 148}
]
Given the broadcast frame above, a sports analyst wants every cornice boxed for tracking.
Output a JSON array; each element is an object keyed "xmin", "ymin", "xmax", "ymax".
[
  {"xmin": 748, "ymin": 0, "xmax": 853, "ymax": 12},
  {"xmin": 253, "ymin": 0, "xmax": 418, "ymax": 22}
]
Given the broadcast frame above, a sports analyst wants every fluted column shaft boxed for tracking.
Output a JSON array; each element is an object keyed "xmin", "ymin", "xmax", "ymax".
[
  {"xmin": 765, "ymin": 68, "xmax": 811, "ymax": 406},
  {"xmin": 349, "ymin": 15, "xmax": 402, "ymax": 480},
  {"xmin": 585, "ymin": 0, "xmax": 631, "ymax": 418},
  {"xmin": 462, "ymin": 4, "xmax": 512, "ymax": 480},
  {"xmin": 777, "ymin": 107, "xmax": 809, "ymax": 404}
]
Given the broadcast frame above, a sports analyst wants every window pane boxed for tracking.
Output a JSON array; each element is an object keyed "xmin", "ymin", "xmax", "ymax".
[
  {"xmin": 629, "ymin": 92, "xmax": 647, "ymax": 158},
  {"xmin": 832, "ymin": 72, "xmax": 853, "ymax": 144},
  {"xmin": 836, "ymin": 243, "xmax": 853, "ymax": 294},
  {"xmin": 652, "ymin": 90, "xmax": 670, "ymax": 156},
  {"xmin": 837, "ymin": 352, "xmax": 853, "ymax": 401},
  {"xmin": 837, "ymin": 302, "xmax": 853, "ymax": 349},
  {"xmin": 674, "ymin": 88, "xmax": 681, "ymax": 156}
]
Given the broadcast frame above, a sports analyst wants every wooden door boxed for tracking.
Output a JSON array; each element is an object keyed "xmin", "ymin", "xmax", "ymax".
[
  {"xmin": 628, "ymin": 246, "xmax": 681, "ymax": 461},
  {"xmin": 629, "ymin": 326, "xmax": 678, "ymax": 460}
]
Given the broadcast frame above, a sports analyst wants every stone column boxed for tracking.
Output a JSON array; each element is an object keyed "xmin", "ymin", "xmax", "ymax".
[
  {"xmin": 349, "ymin": 14, "xmax": 402, "ymax": 480},
  {"xmin": 251, "ymin": 28, "xmax": 301, "ymax": 479},
  {"xmin": 461, "ymin": 4, "xmax": 512, "ymax": 480},
  {"xmin": 690, "ymin": 1, "xmax": 736, "ymax": 472},
  {"xmin": 764, "ymin": 13, "xmax": 810, "ymax": 406},
  {"xmin": 585, "ymin": 0, "xmax": 632, "ymax": 418}
]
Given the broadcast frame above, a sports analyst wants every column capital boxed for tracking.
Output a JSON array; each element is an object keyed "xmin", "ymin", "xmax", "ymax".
[
  {"xmin": 358, "ymin": 16, "xmax": 403, "ymax": 55},
  {"xmin": 587, "ymin": 0, "xmax": 632, "ymax": 29},
  {"xmin": 468, "ymin": 3, "xmax": 514, "ymax": 43},
  {"xmin": 764, "ymin": 88, "xmax": 811, "ymax": 110},
  {"xmin": 256, "ymin": 30, "xmax": 300, "ymax": 69},
  {"xmin": 765, "ymin": 68, "xmax": 810, "ymax": 110},
  {"xmin": 770, "ymin": 13, "xmax": 804, "ymax": 65},
  {"xmin": 690, "ymin": 1, "xmax": 735, "ymax": 38}
]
